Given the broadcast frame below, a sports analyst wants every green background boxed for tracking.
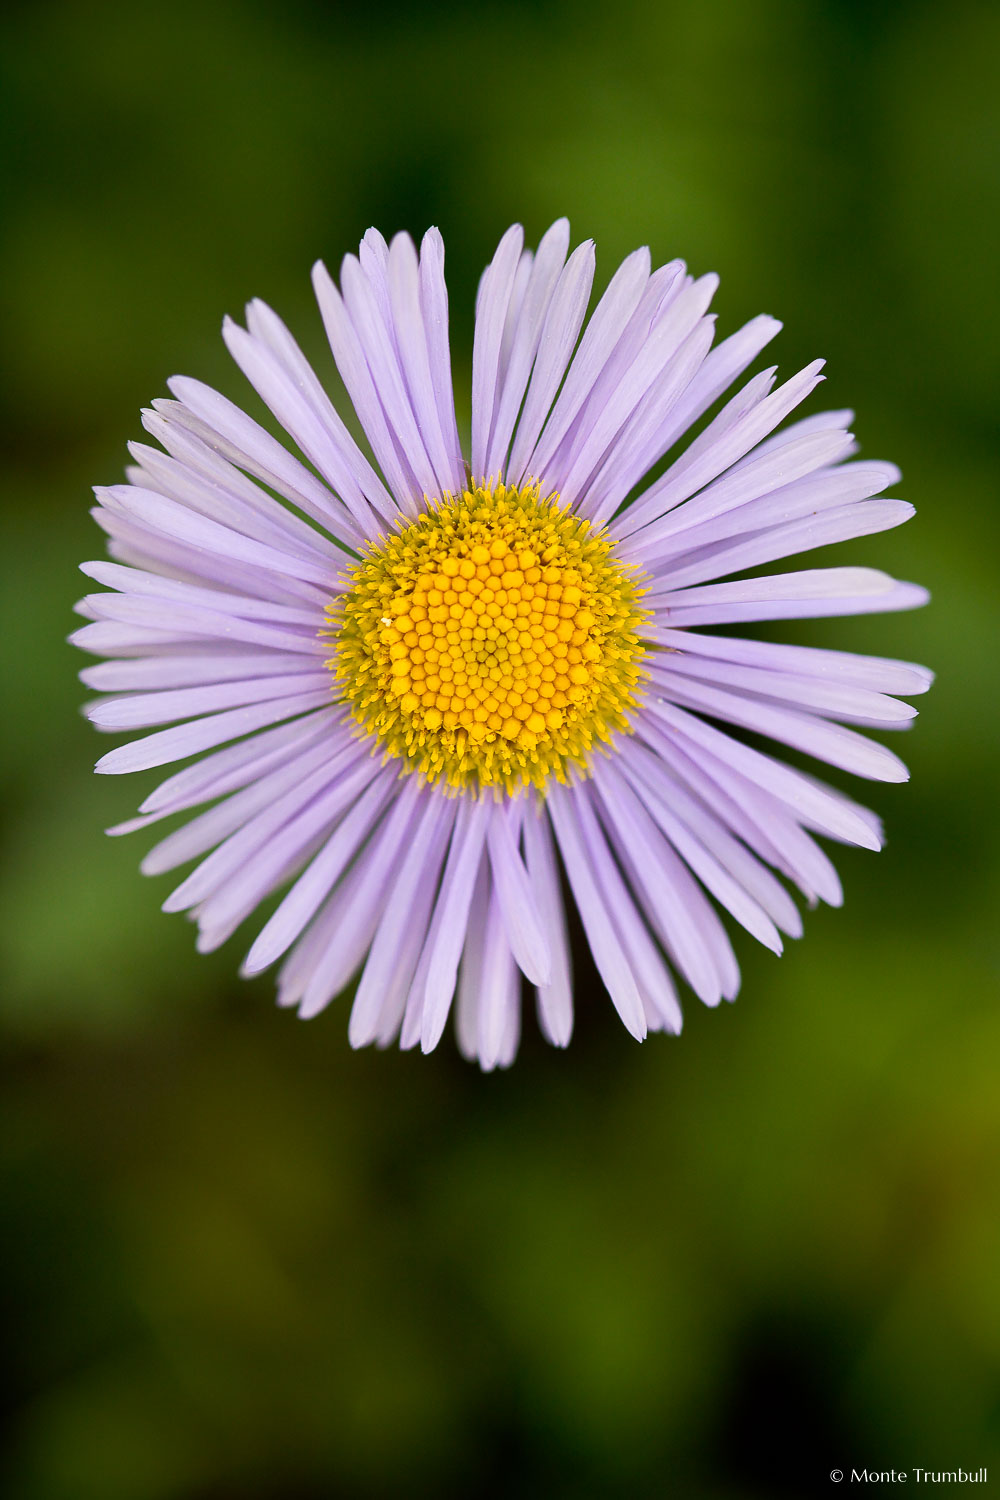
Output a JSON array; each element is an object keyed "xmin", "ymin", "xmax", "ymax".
[{"xmin": 2, "ymin": 0, "xmax": 997, "ymax": 1495}]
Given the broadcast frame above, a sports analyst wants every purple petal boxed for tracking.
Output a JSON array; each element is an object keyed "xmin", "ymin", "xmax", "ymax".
[
  {"xmin": 223, "ymin": 315, "xmax": 385, "ymax": 537},
  {"xmin": 636, "ymin": 718, "xmax": 845, "ymax": 905},
  {"xmin": 419, "ymin": 229, "xmax": 465, "ymax": 484},
  {"xmin": 311, "ymin": 258, "xmax": 421, "ymax": 512},
  {"xmin": 339, "ymin": 245, "xmax": 444, "ymax": 500},
  {"xmin": 546, "ymin": 784, "xmax": 647, "ymax": 1039},
  {"xmin": 163, "ymin": 379, "xmax": 359, "ymax": 546},
  {"xmin": 507, "ymin": 240, "xmax": 596, "ymax": 483},
  {"xmin": 551, "ymin": 273, "xmax": 718, "ymax": 507},
  {"xmin": 573, "ymin": 781, "xmax": 688, "ymax": 1024},
  {"xmin": 621, "ymin": 427, "xmax": 856, "ymax": 557},
  {"xmin": 648, "ymin": 668, "xmax": 909, "ymax": 782},
  {"xmin": 639, "ymin": 497, "xmax": 912, "ymax": 585},
  {"xmin": 95, "ymin": 484, "xmax": 340, "ymax": 590},
  {"xmin": 486, "ymin": 802, "xmax": 552, "ymax": 986},
  {"xmin": 246, "ymin": 779, "xmax": 418, "ymax": 984},
  {"xmin": 523, "ymin": 246, "xmax": 651, "ymax": 481},
  {"xmin": 387, "ymin": 233, "xmax": 466, "ymax": 495},
  {"xmin": 348, "ymin": 793, "xmax": 456, "ymax": 1047},
  {"xmin": 474, "ymin": 886, "xmax": 522, "ymax": 1072},
  {"xmin": 413, "ymin": 797, "xmax": 492, "ymax": 1054},
  {"xmin": 658, "ymin": 567, "xmax": 930, "ymax": 627},
  {"xmin": 243, "ymin": 297, "xmax": 398, "ymax": 521},
  {"xmin": 582, "ymin": 319, "xmax": 716, "ymax": 527},
  {"xmin": 80, "ymin": 649, "xmax": 319, "ymax": 694},
  {"xmin": 641, "ymin": 697, "xmax": 885, "ymax": 848},
  {"xmin": 138, "ymin": 708, "xmax": 340, "ymax": 815},
  {"xmin": 95, "ymin": 690, "xmax": 333, "ymax": 775},
  {"xmin": 619, "ymin": 737, "xmax": 803, "ymax": 937},
  {"xmin": 484, "ymin": 219, "xmax": 571, "ymax": 479},
  {"xmin": 471, "ymin": 223, "xmax": 525, "ymax": 480},
  {"xmin": 650, "ymin": 314, "xmax": 782, "ymax": 457},
  {"xmin": 646, "ymin": 648, "xmax": 916, "ymax": 726},
  {"xmin": 591, "ymin": 759, "xmax": 738, "ymax": 1000},
  {"xmin": 523, "ymin": 802, "xmax": 574, "ymax": 1048},
  {"xmin": 452, "ymin": 856, "xmax": 487, "ymax": 1061},
  {"xmin": 80, "ymin": 589, "xmax": 328, "ymax": 657},
  {"xmin": 626, "ymin": 359, "xmax": 826, "ymax": 532},
  {"xmin": 600, "ymin": 754, "xmax": 782, "ymax": 955},
  {"xmin": 195, "ymin": 764, "xmax": 396, "ymax": 953},
  {"xmin": 648, "ymin": 627, "xmax": 932, "ymax": 697},
  {"xmin": 140, "ymin": 727, "xmax": 351, "ymax": 876}
]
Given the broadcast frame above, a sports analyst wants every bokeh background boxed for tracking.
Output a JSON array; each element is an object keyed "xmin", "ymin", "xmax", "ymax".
[{"xmin": 2, "ymin": 0, "xmax": 998, "ymax": 1495}]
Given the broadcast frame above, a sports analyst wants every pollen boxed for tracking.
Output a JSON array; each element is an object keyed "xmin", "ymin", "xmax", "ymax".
[{"xmin": 326, "ymin": 481, "xmax": 649, "ymax": 793}]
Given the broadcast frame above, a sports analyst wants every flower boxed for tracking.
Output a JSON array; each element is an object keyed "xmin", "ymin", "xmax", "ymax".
[{"xmin": 74, "ymin": 221, "xmax": 931, "ymax": 1069}]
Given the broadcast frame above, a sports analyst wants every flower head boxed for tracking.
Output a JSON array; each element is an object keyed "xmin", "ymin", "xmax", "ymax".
[{"xmin": 74, "ymin": 221, "xmax": 931, "ymax": 1068}]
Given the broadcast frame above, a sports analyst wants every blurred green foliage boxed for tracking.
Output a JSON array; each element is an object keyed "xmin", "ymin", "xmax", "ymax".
[{"xmin": 1, "ymin": 0, "xmax": 998, "ymax": 1495}]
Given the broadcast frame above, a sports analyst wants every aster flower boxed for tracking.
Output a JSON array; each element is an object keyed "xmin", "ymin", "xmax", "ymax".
[{"xmin": 74, "ymin": 220, "xmax": 931, "ymax": 1069}]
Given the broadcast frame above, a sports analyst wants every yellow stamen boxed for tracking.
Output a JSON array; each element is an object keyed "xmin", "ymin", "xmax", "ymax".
[{"xmin": 325, "ymin": 480, "xmax": 649, "ymax": 793}]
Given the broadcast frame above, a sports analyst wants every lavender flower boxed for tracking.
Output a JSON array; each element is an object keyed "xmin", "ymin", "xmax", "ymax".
[{"xmin": 74, "ymin": 222, "xmax": 930, "ymax": 1068}]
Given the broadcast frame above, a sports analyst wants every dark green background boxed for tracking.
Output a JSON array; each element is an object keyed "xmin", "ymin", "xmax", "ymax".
[{"xmin": 2, "ymin": 1, "xmax": 997, "ymax": 1495}]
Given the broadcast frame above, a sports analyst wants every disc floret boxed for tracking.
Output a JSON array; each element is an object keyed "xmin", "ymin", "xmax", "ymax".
[{"xmin": 327, "ymin": 481, "xmax": 648, "ymax": 793}]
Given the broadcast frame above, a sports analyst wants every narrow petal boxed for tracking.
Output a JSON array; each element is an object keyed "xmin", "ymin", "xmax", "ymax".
[
  {"xmin": 80, "ymin": 649, "xmax": 319, "ymax": 694},
  {"xmin": 163, "ymin": 750, "xmax": 380, "ymax": 915},
  {"xmin": 140, "ymin": 729, "xmax": 352, "ymax": 876},
  {"xmin": 223, "ymin": 315, "xmax": 385, "ymax": 536},
  {"xmin": 455, "ymin": 855, "xmax": 491, "ymax": 1063},
  {"xmin": 137, "ymin": 708, "xmax": 340, "ymax": 815},
  {"xmin": 195, "ymin": 765, "xmax": 396, "ymax": 953},
  {"xmin": 551, "ymin": 275, "xmax": 718, "ymax": 508},
  {"xmin": 267, "ymin": 804, "xmax": 410, "ymax": 1011},
  {"xmin": 418, "ymin": 228, "xmax": 465, "ymax": 483},
  {"xmin": 95, "ymin": 690, "xmax": 333, "ymax": 775},
  {"xmin": 486, "ymin": 803, "xmax": 552, "ymax": 986},
  {"xmin": 387, "ymin": 232, "xmax": 466, "ymax": 494},
  {"xmin": 128, "ymin": 437, "xmax": 343, "ymax": 562},
  {"xmin": 622, "ymin": 427, "xmax": 856, "ymax": 560},
  {"xmin": 547, "ymin": 784, "xmax": 647, "ymax": 1039},
  {"xmin": 339, "ymin": 247, "xmax": 442, "ymax": 500},
  {"xmin": 524, "ymin": 246, "xmax": 651, "ymax": 481},
  {"xmin": 88, "ymin": 670, "xmax": 331, "ymax": 732},
  {"xmin": 414, "ymin": 797, "xmax": 493, "ymax": 1054},
  {"xmin": 648, "ymin": 627, "xmax": 933, "ymax": 697},
  {"xmin": 311, "ymin": 259, "xmax": 421, "ymax": 512},
  {"xmin": 484, "ymin": 219, "xmax": 571, "ymax": 479},
  {"xmin": 658, "ymin": 567, "xmax": 930, "ymax": 627},
  {"xmin": 636, "ymin": 718, "xmax": 845, "ymax": 905},
  {"xmin": 95, "ymin": 484, "xmax": 339, "ymax": 590},
  {"xmin": 244, "ymin": 778, "xmax": 421, "ymax": 980},
  {"xmin": 600, "ymin": 754, "xmax": 783, "ymax": 954},
  {"xmin": 474, "ymin": 886, "xmax": 522, "ymax": 1072},
  {"xmin": 640, "ymin": 498, "xmax": 913, "ymax": 586},
  {"xmin": 572, "ymin": 782, "xmax": 686, "ymax": 1025},
  {"xmin": 582, "ymin": 319, "xmax": 716, "ymax": 527},
  {"xmin": 507, "ymin": 240, "xmax": 596, "ymax": 483},
  {"xmin": 646, "ymin": 649, "xmax": 916, "ymax": 726},
  {"xmin": 624, "ymin": 458, "xmax": 904, "ymax": 564},
  {"xmin": 348, "ymin": 794, "xmax": 456, "ymax": 1047},
  {"xmin": 163, "ymin": 379, "xmax": 359, "ymax": 546},
  {"xmin": 624, "ymin": 360, "xmax": 826, "ymax": 533},
  {"xmin": 640, "ymin": 694, "xmax": 879, "ymax": 852},
  {"xmin": 590, "ymin": 759, "xmax": 738, "ymax": 1000},
  {"xmin": 619, "ymin": 737, "xmax": 803, "ymax": 936},
  {"xmin": 80, "ymin": 589, "xmax": 328, "ymax": 657},
  {"xmin": 243, "ymin": 297, "xmax": 398, "ymax": 519},
  {"xmin": 522, "ymin": 802, "xmax": 574, "ymax": 1048},
  {"xmin": 650, "ymin": 313, "xmax": 782, "ymax": 459},
  {"xmin": 471, "ymin": 224, "xmax": 525, "ymax": 479}
]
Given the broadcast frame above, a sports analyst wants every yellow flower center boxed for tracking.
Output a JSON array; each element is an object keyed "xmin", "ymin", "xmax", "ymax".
[{"xmin": 326, "ymin": 481, "xmax": 648, "ymax": 793}]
